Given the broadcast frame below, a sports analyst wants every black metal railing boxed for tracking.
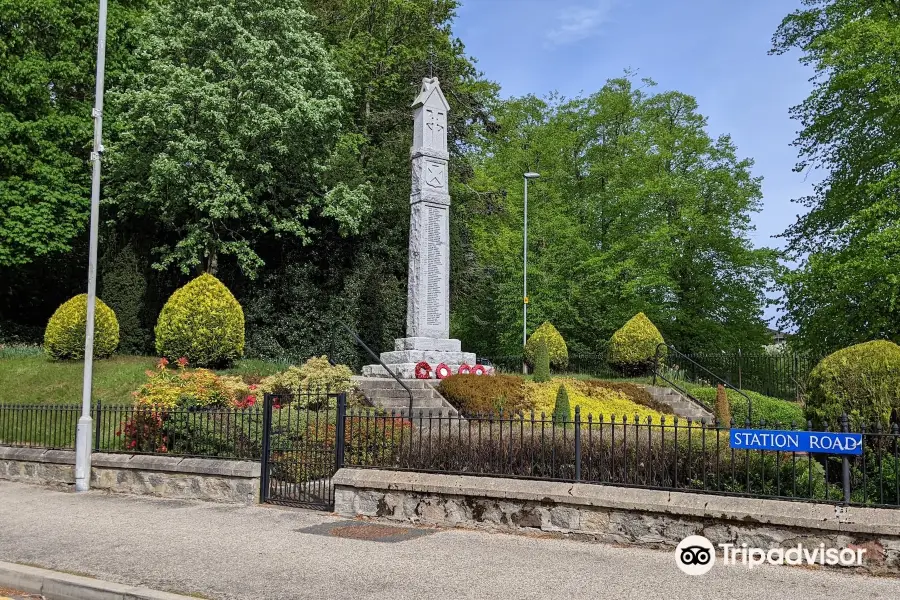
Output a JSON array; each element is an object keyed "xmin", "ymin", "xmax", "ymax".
[
  {"xmin": 654, "ymin": 344, "xmax": 754, "ymax": 421},
  {"xmin": 0, "ymin": 404, "xmax": 81, "ymax": 450},
  {"xmin": 483, "ymin": 351, "xmax": 814, "ymax": 401},
  {"xmin": 484, "ymin": 353, "xmax": 652, "ymax": 380},
  {"xmin": 5, "ymin": 399, "xmax": 900, "ymax": 509},
  {"xmin": 343, "ymin": 407, "xmax": 900, "ymax": 509},
  {"xmin": 681, "ymin": 352, "xmax": 815, "ymax": 401},
  {"xmin": 260, "ymin": 392, "xmax": 345, "ymax": 509},
  {"xmin": 341, "ymin": 323, "xmax": 413, "ymax": 415},
  {"xmin": 0, "ymin": 402, "xmax": 265, "ymax": 460}
]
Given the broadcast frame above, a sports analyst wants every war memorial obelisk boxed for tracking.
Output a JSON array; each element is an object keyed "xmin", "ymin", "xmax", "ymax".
[{"xmin": 362, "ymin": 77, "xmax": 476, "ymax": 378}]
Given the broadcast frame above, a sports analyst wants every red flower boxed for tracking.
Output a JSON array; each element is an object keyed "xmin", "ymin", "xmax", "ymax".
[
  {"xmin": 177, "ymin": 357, "xmax": 189, "ymax": 367},
  {"xmin": 129, "ymin": 440, "xmax": 137, "ymax": 449},
  {"xmin": 246, "ymin": 395, "xmax": 256, "ymax": 405},
  {"xmin": 157, "ymin": 357, "xmax": 169, "ymax": 369},
  {"xmin": 248, "ymin": 384, "xmax": 258, "ymax": 391}
]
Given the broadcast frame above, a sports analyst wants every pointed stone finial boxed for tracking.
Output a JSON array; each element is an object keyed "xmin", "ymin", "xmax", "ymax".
[{"xmin": 412, "ymin": 77, "xmax": 449, "ymax": 110}]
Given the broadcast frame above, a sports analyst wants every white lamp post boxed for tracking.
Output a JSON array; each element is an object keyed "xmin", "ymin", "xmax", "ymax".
[
  {"xmin": 75, "ymin": 0, "xmax": 109, "ymax": 493},
  {"xmin": 522, "ymin": 172, "xmax": 540, "ymax": 374}
]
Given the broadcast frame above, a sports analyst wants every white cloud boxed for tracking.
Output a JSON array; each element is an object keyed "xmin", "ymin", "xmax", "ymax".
[{"xmin": 545, "ymin": 1, "xmax": 617, "ymax": 46}]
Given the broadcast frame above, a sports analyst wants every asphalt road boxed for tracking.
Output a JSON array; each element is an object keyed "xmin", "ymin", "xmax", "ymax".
[{"xmin": 0, "ymin": 481, "xmax": 896, "ymax": 600}]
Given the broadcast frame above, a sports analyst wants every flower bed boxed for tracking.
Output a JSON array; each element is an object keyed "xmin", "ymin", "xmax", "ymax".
[{"xmin": 438, "ymin": 374, "xmax": 671, "ymax": 421}]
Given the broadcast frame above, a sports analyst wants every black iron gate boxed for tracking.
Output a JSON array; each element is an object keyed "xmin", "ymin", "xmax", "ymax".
[{"xmin": 260, "ymin": 391, "xmax": 346, "ymax": 509}]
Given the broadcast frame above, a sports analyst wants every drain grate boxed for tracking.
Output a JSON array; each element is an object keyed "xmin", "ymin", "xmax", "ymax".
[{"xmin": 297, "ymin": 520, "xmax": 436, "ymax": 543}]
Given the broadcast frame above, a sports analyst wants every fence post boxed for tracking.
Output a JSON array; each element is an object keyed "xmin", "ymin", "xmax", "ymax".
[
  {"xmin": 841, "ymin": 412, "xmax": 851, "ymax": 504},
  {"xmin": 93, "ymin": 400, "xmax": 102, "ymax": 452},
  {"xmin": 335, "ymin": 392, "xmax": 347, "ymax": 470},
  {"xmin": 574, "ymin": 405, "xmax": 581, "ymax": 482},
  {"xmin": 259, "ymin": 394, "xmax": 274, "ymax": 504}
]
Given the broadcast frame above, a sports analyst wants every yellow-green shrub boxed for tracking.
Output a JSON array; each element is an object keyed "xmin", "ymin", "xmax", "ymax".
[
  {"xmin": 608, "ymin": 312, "xmax": 665, "ymax": 372},
  {"xmin": 806, "ymin": 340, "xmax": 900, "ymax": 428},
  {"xmin": 524, "ymin": 322, "xmax": 568, "ymax": 369},
  {"xmin": 295, "ymin": 356, "xmax": 353, "ymax": 393},
  {"xmin": 256, "ymin": 356, "xmax": 353, "ymax": 406},
  {"xmin": 525, "ymin": 378, "xmax": 665, "ymax": 423},
  {"xmin": 155, "ymin": 274, "xmax": 245, "ymax": 367},
  {"xmin": 44, "ymin": 294, "xmax": 119, "ymax": 360},
  {"xmin": 438, "ymin": 374, "xmax": 529, "ymax": 415},
  {"xmin": 132, "ymin": 359, "xmax": 255, "ymax": 410}
]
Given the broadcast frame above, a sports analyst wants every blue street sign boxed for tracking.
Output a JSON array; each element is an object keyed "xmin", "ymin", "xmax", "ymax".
[{"xmin": 729, "ymin": 429, "xmax": 863, "ymax": 455}]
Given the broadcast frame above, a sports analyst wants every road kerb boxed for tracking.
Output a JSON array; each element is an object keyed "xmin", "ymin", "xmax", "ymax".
[{"xmin": 0, "ymin": 562, "xmax": 198, "ymax": 600}]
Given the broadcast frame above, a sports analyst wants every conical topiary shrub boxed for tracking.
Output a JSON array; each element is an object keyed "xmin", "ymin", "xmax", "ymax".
[
  {"xmin": 533, "ymin": 339, "xmax": 551, "ymax": 382},
  {"xmin": 553, "ymin": 384, "xmax": 570, "ymax": 424},
  {"xmin": 155, "ymin": 273, "xmax": 245, "ymax": 367},
  {"xmin": 715, "ymin": 384, "xmax": 731, "ymax": 427},
  {"xmin": 608, "ymin": 312, "xmax": 665, "ymax": 375},
  {"xmin": 524, "ymin": 321, "xmax": 568, "ymax": 370},
  {"xmin": 44, "ymin": 294, "xmax": 120, "ymax": 360}
]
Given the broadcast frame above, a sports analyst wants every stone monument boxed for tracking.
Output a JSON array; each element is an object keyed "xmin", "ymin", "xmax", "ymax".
[{"xmin": 362, "ymin": 77, "xmax": 476, "ymax": 378}]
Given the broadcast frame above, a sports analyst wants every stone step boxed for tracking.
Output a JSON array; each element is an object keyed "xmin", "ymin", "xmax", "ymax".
[
  {"xmin": 353, "ymin": 377, "xmax": 434, "ymax": 390},
  {"xmin": 639, "ymin": 385, "xmax": 715, "ymax": 422},
  {"xmin": 363, "ymin": 388, "xmax": 434, "ymax": 400},
  {"xmin": 376, "ymin": 397, "xmax": 445, "ymax": 409},
  {"xmin": 352, "ymin": 376, "xmax": 459, "ymax": 418}
]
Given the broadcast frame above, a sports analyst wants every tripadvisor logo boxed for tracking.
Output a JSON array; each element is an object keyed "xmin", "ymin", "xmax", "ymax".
[
  {"xmin": 675, "ymin": 535, "xmax": 866, "ymax": 575},
  {"xmin": 675, "ymin": 536, "xmax": 715, "ymax": 575}
]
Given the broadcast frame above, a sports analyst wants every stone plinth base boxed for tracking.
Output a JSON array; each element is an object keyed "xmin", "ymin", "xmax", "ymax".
[
  {"xmin": 394, "ymin": 337, "xmax": 460, "ymax": 352},
  {"xmin": 362, "ymin": 360, "xmax": 474, "ymax": 379},
  {"xmin": 362, "ymin": 338, "xmax": 475, "ymax": 378}
]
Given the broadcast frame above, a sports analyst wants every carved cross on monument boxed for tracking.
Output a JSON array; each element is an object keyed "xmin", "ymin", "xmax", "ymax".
[{"xmin": 425, "ymin": 108, "xmax": 445, "ymax": 149}]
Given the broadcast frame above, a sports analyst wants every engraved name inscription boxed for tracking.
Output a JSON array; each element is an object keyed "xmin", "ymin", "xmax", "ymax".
[{"xmin": 426, "ymin": 206, "xmax": 443, "ymax": 327}]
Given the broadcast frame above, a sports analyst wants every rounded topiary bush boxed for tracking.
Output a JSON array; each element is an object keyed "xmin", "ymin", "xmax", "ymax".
[
  {"xmin": 524, "ymin": 321, "xmax": 568, "ymax": 370},
  {"xmin": 155, "ymin": 273, "xmax": 245, "ymax": 367},
  {"xmin": 44, "ymin": 294, "xmax": 120, "ymax": 360},
  {"xmin": 806, "ymin": 340, "xmax": 900, "ymax": 428},
  {"xmin": 608, "ymin": 312, "xmax": 666, "ymax": 373}
]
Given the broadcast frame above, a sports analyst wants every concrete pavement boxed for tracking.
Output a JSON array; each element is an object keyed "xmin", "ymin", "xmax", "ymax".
[{"xmin": 0, "ymin": 481, "xmax": 896, "ymax": 600}]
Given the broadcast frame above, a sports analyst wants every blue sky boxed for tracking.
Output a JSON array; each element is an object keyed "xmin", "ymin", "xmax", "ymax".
[{"xmin": 453, "ymin": 0, "xmax": 820, "ymax": 253}]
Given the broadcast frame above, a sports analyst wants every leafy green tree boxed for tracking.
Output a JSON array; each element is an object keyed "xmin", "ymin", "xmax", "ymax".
[
  {"xmin": 456, "ymin": 76, "xmax": 776, "ymax": 355},
  {"xmin": 0, "ymin": 0, "xmax": 147, "ymax": 266},
  {"xmin": 242, "ymin": 0, "xmax": 497, "ymax": 360},
  {"xmin": 772, "ymin": 0, "xmax": 900, "ymax": 355},
  {"xmin": 107, "ymin": 0, "xmax": 368, "ymax": 278}
]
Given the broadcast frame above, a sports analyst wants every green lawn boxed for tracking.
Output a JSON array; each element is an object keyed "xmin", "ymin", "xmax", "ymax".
[
  {"xmin": 0, "ymin": 354, "xmax": 289, "ymax": 406},
  {"xmin": 560, "ymin": 372, "xmax": 654, "ymax": 384},
  {"xmin": 672, "ymin": 380, "xmax": 805, "ymax": 425}
]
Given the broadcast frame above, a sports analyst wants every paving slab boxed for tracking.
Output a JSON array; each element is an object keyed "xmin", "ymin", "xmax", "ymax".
[{"xmin": 1, "ymin": 481, "xmax": 898, "ymax": 600}]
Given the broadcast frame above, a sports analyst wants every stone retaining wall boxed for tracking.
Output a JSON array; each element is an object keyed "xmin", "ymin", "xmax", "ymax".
[
  {"xmin": 0, "ymin": 447, "xmax": 260, "ymax": 504},
  {"xmin": 333, "ymin": 468, "xmax": 900, "ymax": 575}
]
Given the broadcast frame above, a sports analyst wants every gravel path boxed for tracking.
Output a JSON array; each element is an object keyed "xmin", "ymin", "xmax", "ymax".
[{"xmin": 0, "ymin": 481, "xmax": 897, "ymax": 600}]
